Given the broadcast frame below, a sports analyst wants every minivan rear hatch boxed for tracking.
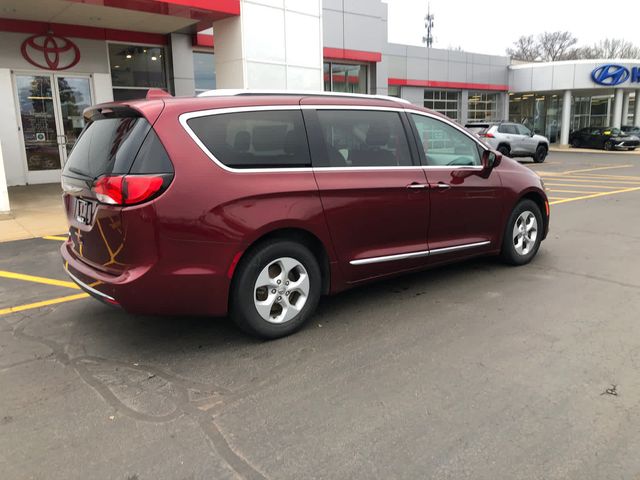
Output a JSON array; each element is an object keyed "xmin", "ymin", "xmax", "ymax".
[{"xmin": 61, "ymin": 105, "xmax": 173, "ymax": 274}]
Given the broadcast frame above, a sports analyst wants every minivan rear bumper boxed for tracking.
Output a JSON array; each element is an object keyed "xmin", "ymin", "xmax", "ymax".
[{"xmin": 61, "ymin": 239, "xmax": 236, "ymax": 317}]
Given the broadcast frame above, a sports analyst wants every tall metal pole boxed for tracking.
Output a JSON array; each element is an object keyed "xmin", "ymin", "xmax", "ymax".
[{"xmin": 422, "ymin": 3, "xmax": 434, "ymax": 48}]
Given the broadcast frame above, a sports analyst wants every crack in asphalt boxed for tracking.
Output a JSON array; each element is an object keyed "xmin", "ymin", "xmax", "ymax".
[
  {"xmin": 3, "ymin": 311, "xmax": 268, "ymax": 480},
  {"xmin": 529, "ymin": 264, "xmax": 640, "ymax": 290}
]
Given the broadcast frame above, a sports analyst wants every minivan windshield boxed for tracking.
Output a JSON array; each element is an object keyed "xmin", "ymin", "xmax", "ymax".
[{"xmin": 63, "ymin": 117, "xmax": 151, "ymax": 179}]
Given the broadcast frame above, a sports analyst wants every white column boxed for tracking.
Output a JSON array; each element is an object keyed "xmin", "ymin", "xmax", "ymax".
[
  {"xmin": 560, "ymin": 89, "xmax": 572, "ymax": 146},
  {"xmin": 213, "ymin": 1, "xmax": 323, "ymax": 90},
  {"xmin": 0, "ymin": 141, "xmax": 11, "ymax": 215},
  {"xmin": 612, "ymin": 88, "xmax": 624, "ymax": 129},
  {"xmin": 621, "ymin": 91, "xmax": 631, "ymax": 127},
  {"xmin": 634, "ymin": 90, "xmax": 640, "ymax": 128},
  {"xmin": 501, "ymin": 92, "xmax": 509, "ymax": 121},
  {"xmin": 170, "ymin": 33, "xmax": 196, "ymax": 96},
  {"xmin": 460, "ymin": 90, "xmax": 469, "ymax": 124}
]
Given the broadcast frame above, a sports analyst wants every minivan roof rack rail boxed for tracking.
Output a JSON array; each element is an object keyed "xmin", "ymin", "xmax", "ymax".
[{"xmin": 196, "ymin": 89, "xmax": 411, "ymax": 104}]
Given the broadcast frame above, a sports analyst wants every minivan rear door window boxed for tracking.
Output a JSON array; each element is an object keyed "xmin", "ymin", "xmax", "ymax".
[{"xmin": 186, "ymin": 110, "xmax": 311, "ymax": 169}]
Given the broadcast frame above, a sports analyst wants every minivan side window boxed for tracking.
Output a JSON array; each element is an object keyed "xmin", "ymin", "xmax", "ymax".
[
  {"xmin": 315, "ymin": 110, "xmax": 413, "ymax": 167},
  {"xmin": 411, "ymin": 114, "xmax": 481, "ymax": 166},
  {"xmin": 187, "ymin": 110, "xmax": 310, "ymax": 169}
]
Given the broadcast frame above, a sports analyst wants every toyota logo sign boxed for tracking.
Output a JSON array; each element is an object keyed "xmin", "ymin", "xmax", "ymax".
[{"xmin": 21, "ymin": 34, "xmax": 80, "ymax": 71}]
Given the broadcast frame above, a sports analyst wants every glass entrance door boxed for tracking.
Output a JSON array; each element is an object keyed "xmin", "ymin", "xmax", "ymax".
[
  {"xmin": 56, "ymin": 76, "xmax": 92, "ymax": 157},
  {"xmin": 15, "ymin": 73, "xmax": 92, "ymax": 184}
]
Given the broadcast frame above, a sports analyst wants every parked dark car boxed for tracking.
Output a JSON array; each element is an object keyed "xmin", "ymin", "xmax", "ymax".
[
  {"xmin": 569, "ymin": 127, "xmax": 639, "ymax": 151},
  {"xmin": 621, "ymin": 125, "xmax": 640, "ymax": 136},
  {"xmin": 61, "ymin": 90, "xmax": 549, "ymax": 339}
]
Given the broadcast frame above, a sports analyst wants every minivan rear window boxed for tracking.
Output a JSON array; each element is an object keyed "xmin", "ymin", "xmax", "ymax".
[
  {"xmin": 187, "ymin": 110, "xmax": 311, "ymax": 169},
  {"xmin": 63, "ymin": 117, "xmax": 151, "ymax": 179}
]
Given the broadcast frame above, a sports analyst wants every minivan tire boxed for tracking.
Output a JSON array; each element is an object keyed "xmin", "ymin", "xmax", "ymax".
[
  {"xmin": 604, "ymin": 141, "xmax": 613, "ymax": 151},
  {"xmin": 500, "ymin": 199, "xmax": 543, "ymax": 266},
  {"xmin": 571, "ymin": 138, "xmax": 580, "ymax": 148},
  {"xmin": 533, "ymin": 145, "xmax": 547, "ymax": 163},
  {"xmin": 230, "ymin": 240, "xmax": 321, "ymax": 339},
  {"xmin": 497, "ymin": 145, "xmax": 510, "ymax": 157}
]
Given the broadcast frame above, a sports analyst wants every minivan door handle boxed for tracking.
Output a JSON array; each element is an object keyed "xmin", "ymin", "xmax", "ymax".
[
  {"xmin": 432, "ymin": 182, "xmax": 451, "ymax": 190},
  {"xmin": 406, "ymin": 182, "xmax": 428, "ymax": 189}
]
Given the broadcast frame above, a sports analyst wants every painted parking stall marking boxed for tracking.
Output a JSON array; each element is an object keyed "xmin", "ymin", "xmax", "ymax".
[
  {"xmin": 533, "ymin": 165, "xmax": 640, "ymax": 206},
  {"xmin": 0, "ymin": 266, "xmax": 89, "ymax": 316}
]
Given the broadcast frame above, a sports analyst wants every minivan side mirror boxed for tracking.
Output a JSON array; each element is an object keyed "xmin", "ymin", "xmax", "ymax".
[{"xmin": 481, "ymin": 150, "xmax": 502, "ymax": 170}]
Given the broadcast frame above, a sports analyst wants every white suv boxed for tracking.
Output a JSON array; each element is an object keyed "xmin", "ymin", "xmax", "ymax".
[{"xmin": 466, "ymin": 122, "xmax": 549, "ymax": 163}]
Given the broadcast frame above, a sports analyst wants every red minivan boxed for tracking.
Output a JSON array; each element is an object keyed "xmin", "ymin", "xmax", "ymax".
[{"xmin": 61, "ymin": 91, "xmax": 549, "ymax": 339}]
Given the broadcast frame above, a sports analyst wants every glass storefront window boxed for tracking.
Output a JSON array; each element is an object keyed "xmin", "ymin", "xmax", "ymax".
[
  {"xmin": 388, "ymin": 85, "xmax": 400, "ymax": 98},
  {"xmin": 468, "ymin": 92, "xmax": 498, "ymax": 121},
  {"xmin": 323, "ymin": 62, "xmax": 368, "ymax": 94},
  {"xmin": 16, "ymin": 75, "xmax": 60, "ymax": 171},
  {"xmin": 194, "ymin": 52, "xmax": 216, "ymax": 94},
  {"xmin": 109, "ymin": 44, "xmax": 167, "ymax": 100},
  {"xmin": 423, "ymin": 90, "xmax": 459, "ymax": 120},
  {"xmin": 323, "ymin": 62, "xmax": 331, "ymax": 92}
]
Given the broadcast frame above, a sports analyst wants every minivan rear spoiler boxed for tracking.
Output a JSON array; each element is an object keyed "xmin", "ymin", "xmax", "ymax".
[{"xmin": 83, "ymin": 105, "xmax": 142, "ymax": 122}]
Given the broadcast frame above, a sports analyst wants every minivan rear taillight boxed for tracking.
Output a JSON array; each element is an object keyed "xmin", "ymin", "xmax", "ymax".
[{"xmin": 93, "ymin": 175, "xmax": 168, "ymax": 205}]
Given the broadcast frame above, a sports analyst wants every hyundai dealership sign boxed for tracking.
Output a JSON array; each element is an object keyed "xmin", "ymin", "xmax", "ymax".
[{"xmin": 591, "ymin": 64, "xmax": 640, "ymax": 86}]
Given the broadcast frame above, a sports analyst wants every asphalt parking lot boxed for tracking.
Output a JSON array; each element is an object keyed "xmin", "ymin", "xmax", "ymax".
[{"xmin": 2, "ymin": 150, "xmax": 640, "ymax": 480}]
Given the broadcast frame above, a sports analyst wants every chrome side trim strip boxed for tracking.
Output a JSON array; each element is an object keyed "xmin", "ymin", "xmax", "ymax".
[
  {"xmin": 65, "ymin": 269, "xmax": 115, "ymax": 302},
  {"xmin": 349, "ymin": 240, "xmax": 491, "ymax": 265},
  {"xmin": 428, "ymin": 240, "xmax": 491, "ymax": 256},
  {"xmin": 349, "ymin": 249, "xmax": 430, "ymax": 265}
]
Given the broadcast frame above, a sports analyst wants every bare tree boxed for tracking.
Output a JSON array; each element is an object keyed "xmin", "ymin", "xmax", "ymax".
[
  {"xmin": 507, "ymin": 32, "xmax": 640, "ymax": 62},
  {"xmin": 538, "ymin": 31, "xmax": 578, "ymax": 61},
  {"xmin": 589, "ymin": 38, "xmax": 640, "ymax": 58},
  {"xmin": 506, "ymin": 35, "xmax": 541, "ymax": 61}
]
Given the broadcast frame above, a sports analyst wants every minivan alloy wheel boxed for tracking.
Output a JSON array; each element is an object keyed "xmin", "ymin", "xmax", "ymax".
[
  {"xmin": 254, "ymin": 257, "xmax": 310, "ymax": 324},
  {"xmin": 512, "ymin": 211, "xmax": 538, "ymax": 256}
]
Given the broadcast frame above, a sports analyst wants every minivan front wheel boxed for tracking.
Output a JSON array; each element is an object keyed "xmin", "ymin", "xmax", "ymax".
[
  {"xmin": 230, "ymin": 240, "xmax": 321, "ymax": 339},
  {"xmin": 500, "ymin": 200, "xmax": 543, "ymax": 265}
]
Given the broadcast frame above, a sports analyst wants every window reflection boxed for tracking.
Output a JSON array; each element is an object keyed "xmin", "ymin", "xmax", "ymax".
[
  {"xmin": 323, "ymin": 62, "xmax": 368, "ymax": 94},
  {"xmin": 109, "ymin": 44, "xmax": 167, "ymax": 100}
]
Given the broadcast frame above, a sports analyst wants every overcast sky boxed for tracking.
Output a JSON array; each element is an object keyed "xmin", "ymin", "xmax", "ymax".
[{"xmin": 384, "ymin": 0, "xmax": 640, "ymax": 56}]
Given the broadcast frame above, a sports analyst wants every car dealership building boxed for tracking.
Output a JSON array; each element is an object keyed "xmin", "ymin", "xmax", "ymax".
[{"xmin": 0, "ymin": 0, "xmax": 639, "ymax": 196}]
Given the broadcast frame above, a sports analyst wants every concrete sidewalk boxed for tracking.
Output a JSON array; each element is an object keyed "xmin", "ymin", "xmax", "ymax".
[
  {"xmin": 550, "ymin": 146, "xmax": 640, "ymax": 155},
  {"xmin": 0, "ymin": 184, "xmax": 67, "ymax": 242}
]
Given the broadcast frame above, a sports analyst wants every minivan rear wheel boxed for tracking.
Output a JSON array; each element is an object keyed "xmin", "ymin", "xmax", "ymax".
[
  {"xmin": 500, "ymin": 199, "xmax": 543, "ymax": 266},
  {"xmin": 230, "ymin": 240, "xmax": 321, "ymax": 339}
]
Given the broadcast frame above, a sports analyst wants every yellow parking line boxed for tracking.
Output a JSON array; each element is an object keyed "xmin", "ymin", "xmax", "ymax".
[
  {"xmin": 42, "ymin": 235, "xmax": 68, "ymax": 241},
  {"xmin": 544, "ymin": 183, "xmax": 622, "ymax": 189},
  {"xmin": 0, "ymin": 270, "xmax": 79, "ymax": 290},
  {"xmin": 540, "ymin": 176, "xmax": 640, "ymax": 185},
  {"xmin": 0, "ymin": 293, "xmax": 89, "ymax": 316},
  {"xmin": 561, "ymin": 165, "xmax": 633, "ymax": 174},
  {"xmin": 578, "ymin": 173, "xmax": 640, "ymax": 180},
  {"xmin": 547, "ymin": 196, "xmax": 568, "ymax": 200},
  {"xmin": 547, "ymin": 189, "xmax": 604, "ymax": 194},
  {"xmin": 549, "ymin": 186, "xmax": 640, "ymax": 205}
]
